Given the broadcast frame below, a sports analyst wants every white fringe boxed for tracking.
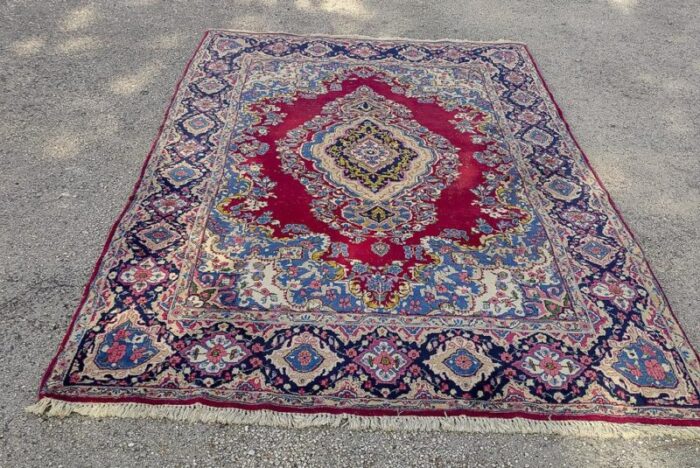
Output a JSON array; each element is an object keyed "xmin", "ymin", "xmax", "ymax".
[{"xmin": 26, "ymin": 398, "xmax": 700, "ymax": 439}]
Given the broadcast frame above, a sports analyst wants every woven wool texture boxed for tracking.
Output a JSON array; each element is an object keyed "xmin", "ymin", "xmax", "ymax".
[{"xmin": 31, "ymin": 31, "xmax": 700, "ymax": 437}]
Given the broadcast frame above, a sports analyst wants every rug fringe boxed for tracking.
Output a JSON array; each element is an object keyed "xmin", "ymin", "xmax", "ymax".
[{"xmin": 25, "ymin": 398, "xmax": 700, "ymax": 439}]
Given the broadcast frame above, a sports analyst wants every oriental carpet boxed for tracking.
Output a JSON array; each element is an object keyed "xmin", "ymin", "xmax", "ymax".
[{"xmin": 29, "ymin": 31, "xmax": 700, "ymax": 437}]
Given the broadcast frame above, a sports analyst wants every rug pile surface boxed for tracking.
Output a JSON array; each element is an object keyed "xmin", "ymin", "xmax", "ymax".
[{"xmin": 30, "ymin": 31, "xmax": 700, "ymax": 436}]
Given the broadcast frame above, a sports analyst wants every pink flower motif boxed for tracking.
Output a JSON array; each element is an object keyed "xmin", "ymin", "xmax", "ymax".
[
  {"xmin": 356, "ymin": 339, "xmax": 410, "ymax": 384},
  {"xmin": 350, "ymin": 45, "xmax": 376, "ymax": 58},
  {"xmin": 106, "ymin": 342, "xmax": 127, "ymax": 364},
  {"xmin": 590, "ymin": 273, "xmax": 637, "ymax": 312},
  {"xmin": 644, "ymin": 359, "xmax": 667, "ymax": 381},
  {"xmin": 537, "ymin": 354, "xmax": 562, "ymax": 377},
  {"xmin": 118, "ymin": 258, "xmax": 168, "ymax": 295},
  {"xmin": 517, "ymin": 345, "xmax": 582, "ymax": 389},
  {"xmin": 184, "ymin": 333, "xmax": 249, "ymax": 375},
  {"xmin": 624, "ymin": 363, "xmax": 643, "ymax": 378},
  {"xmin": 500, "ymin": 352, "xmax": 513, "ymax": 363},
  {"xmin": 206, "ymin": 343, "xmax": 228, "ymax": 364}
]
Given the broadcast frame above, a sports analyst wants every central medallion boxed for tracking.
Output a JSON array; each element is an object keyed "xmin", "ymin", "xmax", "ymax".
[
  {"xmin": 277, "ymin": 85, "xmax": 461, "ymax": 246},
  {"xmin": 197, "ymin": 73, "xmax": 531, "ymax": 314},
  {"xmin": 347, "ymin": 134, "xmax": 396, "ymax": 170},
  {"xmin": 323, "ymin": 118, "xmax": 419, "ymax": 194}
]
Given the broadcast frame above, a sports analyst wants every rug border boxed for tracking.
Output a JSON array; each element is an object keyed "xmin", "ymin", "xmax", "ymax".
[
  {"xmin": 519, "ymin": 42, "xmax": 700, "ymax": 369},
  {"xmin": 35, "ymin": 30, "xmax": 213, "ymax": 396},
  {"xmin": 33, "ymin": 30, "xmax": 700, "ymax": 435}
]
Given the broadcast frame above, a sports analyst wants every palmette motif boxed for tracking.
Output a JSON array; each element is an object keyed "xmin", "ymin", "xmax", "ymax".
[{"xmin": 39, "ymin": 31, "xmax": 700, "ymax": 426}]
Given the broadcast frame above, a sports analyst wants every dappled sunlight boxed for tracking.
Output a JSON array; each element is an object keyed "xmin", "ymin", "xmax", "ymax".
[
  {"xmin": 42, "ymin": 132, "xmax": 82, "ymax": 159},
  {"xmin": 664, "ymin": 108, "xmax": 694, "ymax": 136},
  {"xmin": 121, "ymin": 0, "xmax": 159, "ymax": 5},
  {"xmin": 590, "ymin": 158, "xmax": 632, "ymax": 193},
  {"xmin": 666, "ymin": 33, "xmax": 693, "ymax": 45},
  {"xmin": 40, "ymin": 112, "xmax": 120, "ymax": 159},
  {"xmin": 10, "ymin": 37, "xmax": 45, "ymax": 56},
  {"xmin": 660, "ymin": 76, "xmax": 694, "ymax": 93},
  {"xmin": 636, "ymin": 71, "xmax": 694, "ymax": 93},
  {"xmin": 56, "ymin": 36, "xmax": 102, "ymax": 54},
  {"xmin": 606, "ymin": 0, "xmax": 638, "ymax": 13},
  {"xmin": 635, "ymin": 191, "xmax": 700, "ymax": 218},
  {"xmin": 635, "ymin": 71, "xmax": 657, "ymax": 86},
  {"xmin": 590, "ymin": 149, "xmax": 698, "ymax": 217},
  {"xmin": 295, "ymin": 0, "xmax": 370, "ymax": 17},
  {"xmin": 61, "ymin": 5, "xmax": 98, "ymax": 31},
  {"xmin": 145, "ymin": 33, "xmax": 186, "ymax": 50},
  {"xmin": 109, "ymin": 64, "xmax": 163, "ymax": 95}
]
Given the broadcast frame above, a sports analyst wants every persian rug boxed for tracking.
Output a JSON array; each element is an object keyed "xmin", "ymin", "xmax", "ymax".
[{"xmin": 29, "ymin": 31, "xmax": 700, "ymax": 437}]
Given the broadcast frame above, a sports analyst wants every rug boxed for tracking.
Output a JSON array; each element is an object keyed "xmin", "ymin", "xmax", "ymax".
[{"xmin": 29, "ymin": 31, "xmax": 700, "ymax": 437}]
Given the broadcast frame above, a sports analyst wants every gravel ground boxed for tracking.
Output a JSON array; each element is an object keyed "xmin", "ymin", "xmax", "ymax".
[{"xmin": 1, "ymin": 0, "xmax": 699, "ymax": 466}]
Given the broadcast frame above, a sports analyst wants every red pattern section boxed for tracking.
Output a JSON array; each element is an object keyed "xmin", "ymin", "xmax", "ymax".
[{"xmin": 252, "ymin": 76, "xmax": 488, "ymax": 266}]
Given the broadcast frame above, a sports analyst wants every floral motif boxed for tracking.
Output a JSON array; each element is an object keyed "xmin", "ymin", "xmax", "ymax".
[
  {"xmin": 183, "ymin": 333, "xmax": 249, "ymax": 375},
  {"xmin": 426, "ymin": 336, "xmax": 496, "ymax": 392},
  {"xmin": 357, "ymin": 339, "xmax": 410, "ymax": 384},
  {"xmin": 95, "ymin": 321, "xmax": 160, "ymax": 370},
  {"xmin": 443, "ymin": 349, "xmax": 482, "ymax": 377},
  {"xmin": 590, "ymin": 272, "xmax": 638, "ymax": 312},
  {"xmin": 117, "ymin": 257, "xmax": 168, "ymax": 295},
  {"xmin": 269, "ymin": 331, "xmax": 342, "ymax": 387},
  {"xmin": 284, "ymin": 344, "xmax": 324, "ymax": 373},
  {"xmin": 516, "ymin": 344, "xmax": 582, "ymax": 389},
  {"xmin": 612, "ymin": 339, "xmax": 678, "ymax": 389}
]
